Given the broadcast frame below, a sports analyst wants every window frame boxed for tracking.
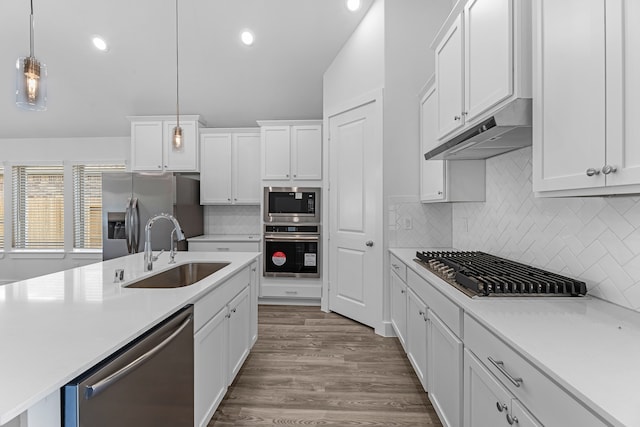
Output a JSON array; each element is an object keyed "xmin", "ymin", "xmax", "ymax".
[{"xmin": 12, "ymin": 163, "xmax": 66, "ymax": 251}]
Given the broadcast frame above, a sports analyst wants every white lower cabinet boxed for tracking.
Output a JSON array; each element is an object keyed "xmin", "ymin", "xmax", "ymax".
[
  {"xmin": 428, "ymin": 311, "xmax": 463, "ymax": 427},
  {"xmin": 193, "ymin": 265, "xmax": 255, "ymax": 427},
  {"xmin": 390, "ymin": 270, "xmax": 408, "ymax": 350},
  {"xmin": 194, "ymin": 308, "xmax": 228, "ymax": 427},
  {"xmin": 227, "ymin": 286, "xmax": 251, "ymax": 382},
  {"xmin": 464, "ymin": 349, "xmax": 541, "ymax": 427},
  {"xmin": 406, "ymin": 288, "xmax": 428, "ymax": 391}
]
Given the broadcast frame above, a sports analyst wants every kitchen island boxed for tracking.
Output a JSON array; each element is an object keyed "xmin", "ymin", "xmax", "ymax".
[{"xmin": 0, "ymin": 251, "xmax": 260, "ymax": 426}]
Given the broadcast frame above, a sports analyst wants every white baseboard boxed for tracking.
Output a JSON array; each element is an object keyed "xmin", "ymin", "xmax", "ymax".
[{"xmin": 258, "ymin": 298, "xmax": 321, "ymax": 306}]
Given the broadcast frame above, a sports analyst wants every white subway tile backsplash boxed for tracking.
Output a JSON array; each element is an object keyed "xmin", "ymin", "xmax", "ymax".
[
  {"xmin": 203, "ymin": 205, "xmax": 261, "ymax": 235},
  {"xmin": 388, "ymin": 197, "xmax": 452, "ymax": 248},
  {"xmin": 451, "ymin": 147, "xmax": 640, "ymax": 311}
]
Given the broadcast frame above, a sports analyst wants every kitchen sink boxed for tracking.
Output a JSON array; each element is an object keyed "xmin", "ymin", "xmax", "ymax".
[{"xmin": 126, "ymin": 262, "xmax": 230, "ymax": 289}]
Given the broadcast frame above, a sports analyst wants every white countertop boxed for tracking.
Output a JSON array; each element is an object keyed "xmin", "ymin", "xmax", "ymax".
[
  {"xmin": 188, "ymin": 234, "xmax": 261, "ymax": 242},
  {"xmin": 390, "ymin": 248, "xmax": 640, "ymax": 427},
  {"xmin": 0, "ymin": 251, "xmax": 259, "ymax": 425}
]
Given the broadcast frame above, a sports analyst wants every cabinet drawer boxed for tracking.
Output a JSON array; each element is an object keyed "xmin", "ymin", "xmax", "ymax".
[
  {"xmin": 389, "ymin": 254, "xmax": 407, "ymax": 282},
  {"xmin": 189, "ymin": 241, "xmax": 260, "ymax": 252},
  {"xmin": 260, "ymin": 283, "xmax": 321, "ymax": 299},
  {"xmin": 194, "ymin": 267, "xmax": 250, "ymax": 332},
  {"xmin": 464, "ymin": 314, "xmax": 606, "ymax": 427},
  {"xmin": 408, "ymin": 269, "xmax": 462, "ymax": 337}
]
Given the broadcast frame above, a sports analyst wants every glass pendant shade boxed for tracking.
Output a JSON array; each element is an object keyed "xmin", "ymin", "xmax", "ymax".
[
  {"xmin": 16, "ymin": 56, "xmax": 47, "ymax": 111},
  {"xmin": 172, "ymin": 126, "xmax": 183, "ymax": 151}
]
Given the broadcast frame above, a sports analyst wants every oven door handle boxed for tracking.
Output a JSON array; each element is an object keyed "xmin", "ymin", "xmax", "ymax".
[{"xmin": 264, "ymin": 234, "xmax": 319, "ymax": 241}]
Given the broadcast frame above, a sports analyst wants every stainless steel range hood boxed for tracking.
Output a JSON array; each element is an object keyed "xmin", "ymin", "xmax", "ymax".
[{"xmin": 424, "ymin": 98, "xmax": 532, "ymax": 161}]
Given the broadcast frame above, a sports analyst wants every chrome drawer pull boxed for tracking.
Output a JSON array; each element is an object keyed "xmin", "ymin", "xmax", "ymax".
[
  {"xmin": 488, "ymin": 357, "xmax": 523, "ymax": 388},
  {"xmin": 496, "ymin": 402, "xmax": 508, "ymax": 413}
]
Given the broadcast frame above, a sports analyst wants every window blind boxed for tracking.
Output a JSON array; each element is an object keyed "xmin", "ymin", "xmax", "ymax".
[
  {"xmin": 73, "ymin": 165, "xmax": 125, "ymax": 249},
  {"xmin": 0, "ymin": 168, "xmax": 4, "ymax": 249},
  {"xmin": 12, "ymin": 166, "xmax": 64, "ymax": 249}
]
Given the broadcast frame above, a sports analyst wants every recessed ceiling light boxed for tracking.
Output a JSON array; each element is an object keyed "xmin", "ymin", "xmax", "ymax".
[
  {"xmin": 92, "ymin": 36, "xmax": 109, "ymax": 52},
  {"xmin": 346, "ymin": 0, "xmax": 361, "ymax": 12},
  {"xmin": 240, "ymin": 30, "xmax": 254, "ymax": 46}
]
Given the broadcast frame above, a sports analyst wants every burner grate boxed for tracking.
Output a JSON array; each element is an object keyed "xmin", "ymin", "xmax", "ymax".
[{"xmin": 416, "ymin": 251, "xmax": 587, "ymax": 297}]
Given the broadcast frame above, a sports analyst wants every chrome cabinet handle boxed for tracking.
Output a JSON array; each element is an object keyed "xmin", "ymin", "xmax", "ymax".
[
  {"xmin": 418, "ymin": 310, "xmax": 425, "ymax": 316},
  {"xmin": 586, "ymin": 168, "xmax": 601, "ymax": 176},
  {"xmin": 391, "ymin": 263, "xmax": 400, "ymax": 269},
  {"xmin": 400, "ymin": 289, "xmax": 405, "ymax": 294},
  {"xmin": 488, "ymin": 357, "xmax": 523, "ymax": 388},
  {"xmin": 462, "ymin": 111, "xmax": 468, "ymax": 116},
  {"xmin": 366, "ymin": 240, "xmax": 374, "ymax": 247},
  {"xmin": 602, "ymin": 165, "xmax": 617, "ymax": 175},
  {"xmin": 454, "ymin": 115, "xmax": 461, "ymax": 121},
  {"xmin": 85, "ymin": 314, "xmax": 193, "ymax": 399},
  {"xmin": 437, "ymin": 191, "xmax": 443, "ymax": 195},
  {"xmin": 506, "ymin": 413, "xmax": 519, "ymax": 425},
  {"xmin": 496, "ymin": 402, "xmax": 508, "ymax": 413}
]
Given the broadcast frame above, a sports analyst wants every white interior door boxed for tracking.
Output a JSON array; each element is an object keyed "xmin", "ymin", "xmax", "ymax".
[{"xmin": 328, "ymin": 99, "xmax": 382, "ymax": 329}]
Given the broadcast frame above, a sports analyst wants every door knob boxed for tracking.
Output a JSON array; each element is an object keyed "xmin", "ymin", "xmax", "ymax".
[{"xmin": 365, "ymin": 240, "xmax": 374, "ymax": 247}]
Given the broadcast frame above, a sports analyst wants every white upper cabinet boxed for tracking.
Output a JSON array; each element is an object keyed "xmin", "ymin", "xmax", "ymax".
[
  {"xmin": 259, "ymin": 120, "xmax": 322, "ymax": 182},
  {"xmin": 129, "ymin": 115, "xmax": 203, "ymax": 172},
  {"xmin": 533, "ymin": 0, "xmax": 640, "ymax": 196},
  {"xmin": 436, "ymin": 15, "xmax": 465, "ymax": 138},
  {"xmin": 464, "ymin": 0, "xmax": 513, "ymax": 123},
  {"xmin": 433, "ymin": 0, "xmax": 531, "ymax": 140},
  {"xmin": 200, "ymin": 129, "xmax": 260, "ymax": 205},
  {"xmin": 420, "ymin": 78, "xmax": 486, "ymax": 203}
]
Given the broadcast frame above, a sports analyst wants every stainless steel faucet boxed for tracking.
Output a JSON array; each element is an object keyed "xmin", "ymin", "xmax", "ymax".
[{"xmin": 144, "ymin": 213, "xmax": 185, "ymax": 271}]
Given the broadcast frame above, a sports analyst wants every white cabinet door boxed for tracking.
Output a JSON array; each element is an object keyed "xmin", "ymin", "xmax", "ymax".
[
  {"xmin": 234, "ymin": 133, "xmax": 261, "ymax": 204},
  {"xmin": 429, "ymin": 311, "xmax": 463, "ymax": 427},
  {"xmin": 194, "ymin": 307, "xmax": 228, "ymax": 427},
  {"xmin": 291, "ymin": 125, "xmax": 322, "ymax": 180},
  {"xmin": 200, "ymin": 133, "xmax": 233, "ymax": 204},
  {"xmin": 227, "ymin": 286, "xmax": 251, "ymax": 383},
  {"xmin": 464, "ymin": 349, "xmax": 512, "ymax": 427},
  {"xmin": 510, "ymin": 400, "xmax": 543, "ymax": 427},
  {"xmin": 605, "ymin": 0, "xmax": 640, "ymax": 187},
  {"xmin": 262, "ymin": 126, "xmax": 291, "ymax": 180},
  {"xmin": 532, "ymin": 0, "xmax": 606, "ymax": 192},
  {"xmin": 163, "ymin": 120, "xmax": 199, "ymax": 171},
  {"xmin": 436, "ymin": 14, "xmax": 465, "ymax": 138},
  {"xmin": 420, "ymin": 83, "xmax": 446, "ymax": 202},
  {"xmin": 249, "ymin": 261, "xmax": 259, "ymax": 346},
  {"xmin": 131, "ymin": 121, "xmax": 164, "ymax": 171},
  {"xmin": 390, "ymin": 271, "xmax": 407, "ymax": 351},
  {"xmin": 406, "ymin": 288, "xmax": 428, "ymax": 391},
  {"xmin": 464, "ymin": 0, "xmax": 513, "ymax": 122}
]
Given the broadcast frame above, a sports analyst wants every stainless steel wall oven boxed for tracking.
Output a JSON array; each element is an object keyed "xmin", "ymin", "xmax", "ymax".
[{"xmin": 264, "ymin": 225, "xmax": 320, "ymax": 278}]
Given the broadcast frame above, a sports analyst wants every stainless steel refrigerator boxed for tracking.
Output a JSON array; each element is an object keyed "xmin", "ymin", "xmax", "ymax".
[{"xmin": 102, "ymin": 173, "xmax": 203, "ymax": 260}]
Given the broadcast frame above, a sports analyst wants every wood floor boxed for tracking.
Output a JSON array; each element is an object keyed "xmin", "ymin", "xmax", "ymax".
[{"xmin": 208, "ymin": 305, "xmax": 443, "ymax": 426}]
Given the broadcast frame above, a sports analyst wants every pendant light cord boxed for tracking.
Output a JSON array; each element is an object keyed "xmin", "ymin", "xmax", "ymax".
[
  {"xmin": 29, "ymin": 0, "xmax": 35, "ymax": 57},
  {"xmin": 175, "ymin": 0, "xmax": 180, "ymax": 128}
]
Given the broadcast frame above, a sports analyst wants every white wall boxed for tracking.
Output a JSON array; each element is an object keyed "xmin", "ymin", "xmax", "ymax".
[
  {"xmin": 323, "ymin": 0, "xmax": 385, "ymax": 113},
  {"xmin": 382, "ymin": 0, "xmax": 450, "ymax": 198},
  {"xmin": 453, "ymin": 147, "xmax": 640, "ymax": 311},
  {"xmin": 0, "ymin": 137, "xmax": 129, "ymax": 284}
]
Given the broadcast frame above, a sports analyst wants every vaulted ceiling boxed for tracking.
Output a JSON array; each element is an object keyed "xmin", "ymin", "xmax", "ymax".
[{"xmin": 1, "ymin": 0, "xmax": 373, "ymax": 138}]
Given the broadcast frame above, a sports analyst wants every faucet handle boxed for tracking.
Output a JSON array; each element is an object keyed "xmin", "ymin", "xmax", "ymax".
[{"xmin": 151, "ymin": 249, "xmax": 165, "ymax": 262}]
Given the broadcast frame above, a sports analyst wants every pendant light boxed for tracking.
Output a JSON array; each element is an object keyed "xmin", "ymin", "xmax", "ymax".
[
  {"xmin": 16, "ymin": 0, "xmax": 47, "ymax": 111},
  {"xmin": 172, "ymin": 0, "xmax": 183, "ymax": 150}
]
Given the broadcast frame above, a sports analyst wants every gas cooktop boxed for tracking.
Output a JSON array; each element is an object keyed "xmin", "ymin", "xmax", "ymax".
[{"xmin": 415, "ymin": 251, "xmax": 587, "ymax": 297}]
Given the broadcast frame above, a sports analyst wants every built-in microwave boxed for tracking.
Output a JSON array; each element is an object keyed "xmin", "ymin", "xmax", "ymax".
[{"xmin": 263, "ymin": 187, "xmax": 320, "ymax": 224}]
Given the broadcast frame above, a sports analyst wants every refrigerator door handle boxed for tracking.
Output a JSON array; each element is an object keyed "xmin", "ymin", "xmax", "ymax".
[
  {"xmin": 131, "ymin": 198, "xmax": 140, "ymax": 253},
  {"xmin": 125, "ymin": 198, "xmax": 133, "ymax": 254}
]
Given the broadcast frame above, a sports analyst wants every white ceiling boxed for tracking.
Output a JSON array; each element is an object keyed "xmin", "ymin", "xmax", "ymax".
[{"xmin": 1, "ymin": 0, "xmax": 373, "ymax": 139}]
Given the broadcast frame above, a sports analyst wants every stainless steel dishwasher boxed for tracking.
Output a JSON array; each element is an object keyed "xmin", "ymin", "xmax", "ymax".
[{"xmin": 63, "ymin": 305, "xmax": 194, "ymax": 427}]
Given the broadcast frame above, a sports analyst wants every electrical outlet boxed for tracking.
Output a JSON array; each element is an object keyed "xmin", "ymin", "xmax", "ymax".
[{"xmin": 403, "ymin": 217, "xmax": 412, "ymax": 230}]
